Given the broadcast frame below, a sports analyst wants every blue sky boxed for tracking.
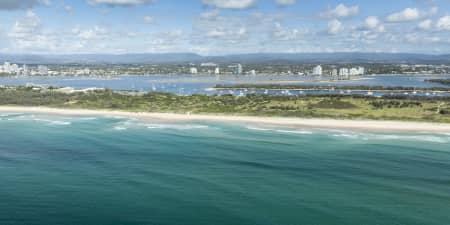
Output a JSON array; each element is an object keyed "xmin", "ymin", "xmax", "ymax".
[{"xmin": 0, "ymin": 0, "xmax": 449, "ymax": 55}]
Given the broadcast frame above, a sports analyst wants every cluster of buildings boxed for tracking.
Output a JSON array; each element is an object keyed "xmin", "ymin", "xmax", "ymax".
[
  {"xmin": 0, "ymin": 62, "xmax": 48, "ymax": 75},
  {"xmin": 313, "ymin": 65, "xmax": 365, "ymax": 78},
  {"xmin": 190, "ymin": 63, "xmax": 243, "ymax": 75},
  {"xmin": 398, "ymin": 64, "xmax": 450, "ymax": 74},
  {"xmin": 190, "ymin": 63, "xmax": 221, "ymax": 75},
  {"xmin": 190, "ymin": 64, "xmax": 366, "ymax": 77}
]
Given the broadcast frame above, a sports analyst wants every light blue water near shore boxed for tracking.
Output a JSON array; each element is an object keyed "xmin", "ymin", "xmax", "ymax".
[{"xmin": 1, "ymin": 113, "xmax": 450, "ymax": 225}]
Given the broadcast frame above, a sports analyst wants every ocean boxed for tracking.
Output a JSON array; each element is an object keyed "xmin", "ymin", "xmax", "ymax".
[{"xmin": 0, "ymin": 113, "xmax": 449, "ymax": 225}]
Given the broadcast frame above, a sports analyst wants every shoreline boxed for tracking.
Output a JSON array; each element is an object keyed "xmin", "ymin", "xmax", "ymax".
[{"xmin": 1, "ymin": 106, "xmax": 450, "ymax": 133}]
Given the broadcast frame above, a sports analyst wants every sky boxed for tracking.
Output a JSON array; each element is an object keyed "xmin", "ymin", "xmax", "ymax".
[{"xmin": 0, "ymin": 0, "xmax": 449, "ymax": 55}]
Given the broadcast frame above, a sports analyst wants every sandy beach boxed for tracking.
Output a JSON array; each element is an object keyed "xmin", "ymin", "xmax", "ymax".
[{"xmin": 1, "ymin": 106, "xmax": 450, "ymax": 133}]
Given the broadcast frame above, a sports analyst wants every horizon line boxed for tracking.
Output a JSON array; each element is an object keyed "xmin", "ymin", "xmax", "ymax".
[{"xmin": 1, "ymin": 51, "xmax": 449, "ymax": 56}]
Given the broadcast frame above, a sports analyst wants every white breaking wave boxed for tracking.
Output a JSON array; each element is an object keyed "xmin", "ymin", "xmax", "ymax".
[
  {"xmin": 332, "ymin": 133, "xmax": 367, "ymax": 140},
  {"xmin": 246, "ymin": 126, "xmax": 271, "ymax": 131},
  {"xmin": 4, "ymin": 114, "xmax": 72, "ymax": 126},
  {"xmin": 113, "ymin": 126, "xmax": 128, "ymax": 131},
  {"xmin": 0, "ymin": 114, "xmax": 101, "ymax": 126},
  {"xmin": 0, "ymin": 113, "xmax": 24, "ymax": 117},
  {"xmin": 72, "ymin": 117, "xmax": 98, "ymax": 121},
  {"xmin": 331, "ymin": 131, "xmax": 449, "ymax": 143},
  {"xmin": 111, "ymin": 119, "xmax": 137, "ymax": 131},
  {"xmin": 110, "ymin": 119, "xmax": 210, "ymax": 131},
  {"xmin": 275, "ymin": 129, "xmax": 314, "ymax": 135},
  {"xmin": 31, "ymin": 118, "xmax": 72, "ymax": 126},
  {"xmin": 146, "ymin": 123, "xmax": 209, "ymax": 130},
  {"xmin": 246, "ymin": 126, "xmax": 313, "ymax": 135}
]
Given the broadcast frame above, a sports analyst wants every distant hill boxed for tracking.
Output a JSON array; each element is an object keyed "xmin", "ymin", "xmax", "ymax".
[
  {"xmin": 207, "ymin": 53, "xmax": 450, "ymax": 64},
  {"xmin": 0, "ymin": 52, "xmax": 449, "ymax": 65},
  {"xmin": 0, "ymin": 53, "xmax": 203, "ymax": 64}
]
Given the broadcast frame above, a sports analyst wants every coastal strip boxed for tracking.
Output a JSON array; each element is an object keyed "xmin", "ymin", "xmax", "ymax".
[{"xmin": 1, "ymin": 106, "xmax": 450, "ymax": 133}]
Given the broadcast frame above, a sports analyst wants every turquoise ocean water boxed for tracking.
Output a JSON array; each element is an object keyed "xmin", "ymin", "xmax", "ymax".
[{"xmin": 0, "ymin": 113, "xmax": 449, "ymax": 225}]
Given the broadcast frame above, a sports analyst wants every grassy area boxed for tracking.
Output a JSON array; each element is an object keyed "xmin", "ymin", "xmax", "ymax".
[{"xmin": 1, "ymin": 86, "xmax": 450, "ymax": 123}]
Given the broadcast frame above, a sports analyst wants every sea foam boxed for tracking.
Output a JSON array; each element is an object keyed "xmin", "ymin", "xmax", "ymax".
[
  {"xmin": 146, "ymin": 123, "xmax": 209, "ymax": 130},
  {"xmin": 110, "ymin": 119, "xmax": 210, "ymax": 131},
  {"xmin": 331, "ymin": 131, "xmax": 449, "ymax": 143},
  {"xmin": 246, "ymin": 126, "xmax": 313, "ymax": 135}
]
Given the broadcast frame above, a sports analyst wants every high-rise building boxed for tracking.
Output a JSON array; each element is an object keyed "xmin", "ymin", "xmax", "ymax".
[
  {"xmin": 214, "ymin": 67, "xmax": 220, "ymax": 74},
  {"xmin": 11, "ymin": 64, "xmax": 20, "ymax": 74},
  {"xmin": 38, "ymin": 65, "xmax": 49, "ymax": 75},
  {"xmin": 339, "ymin": 68, "xmax": 349, "ymax": 78},
  {"xmin": 190, "ymin": 67, "xmax": 198, "ymax": 74},
  {"xmin": 332, "ymin": 69, "xmax": 338, "ymax": 76},
  {"xmin": 313, "ymin": 65, "xmax": 323, "ymax": 75},
  {"xmin": 201, "ymin": 62, "xmax": 217, "ymax": 67},
  {"xmin": 236, "ymin": 64, "xmax": 243, "ymax": 74},
  {"xmin": 3, "ymin": 62, "xmax": 11, "ymax": 73},
  {"xmin": 350, "ymin": 68, "xmax": 359, "ymax": 76},
  {"xmin": 348, "ymin": 67, "xmax": 365, "ymax": 76},
  {"xmin": 358, "ymin": 66, "xmax": 365, "ymax": 75},
  {"xmin": 22, "ymin": 64, "xmax": 29, "ymax": 75}
]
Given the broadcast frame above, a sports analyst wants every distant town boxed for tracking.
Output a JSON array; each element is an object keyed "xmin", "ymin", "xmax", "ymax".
[{"xmin": 1, "ymin": 61, "xmax": 449, "ymax": 77}]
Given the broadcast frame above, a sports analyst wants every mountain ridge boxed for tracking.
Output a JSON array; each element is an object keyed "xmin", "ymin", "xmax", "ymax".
[{"xmin": 1, "ymin": 52, "xmax": 449, "ymax": 64}]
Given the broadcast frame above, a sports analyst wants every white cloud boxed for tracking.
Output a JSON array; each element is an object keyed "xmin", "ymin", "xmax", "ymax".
[
  {"xmin": 143, "ymin": 30, "xmax": 188, "ymax": 53},
  {"xmin": 364, "ymin": 16, "xmax": 385, "ymax": 32},
  {"xmin": 328, "ymin": 19, "xmax": 343, "ymax": 35},
  {"xmin": 436, "ymin": 16, "xmax": 450, "ymax": 31},
  {"xmin": 275, "ymin": 0, "xmax": 296, "ymax": 6},
  {"xmin": 404, "ymin": 32, "xmax": 444, "ymax": 44},
  {"xmin": 64, "ymin": 5, "xmax": 73, "ymax": 13},
  {"xmin": 9, "ymin": 10, "xmax": 41, "ymax": 39},
  {"xmin": 0, "ymin": 0, "xmax": 50, "ymax": 10},
  {"xmin": 321, "ymin": 4, "xmax": 359, "ymax": 18},
  {"xmin": 73, "ymin": 26, "xmax": 109, "ymax": 41},
  {"xmin": 200, "ymin": 10, "xmax": 220, "ymax": 20},
  {"xmin": 429, "ymin": 7, "xmax": 438, "ymax": 15},
  {"xmin": 202, "ymin": 0, "xmax": 256, "ymax": 9},
  {"xmin": 417, "ymin": 19, "xmax": 432, "ymax": 30},
  {"xmin": 425, "ymin": 36, "xmax": 440, "ymax": 43},
  {"xmin": 143, "ymin": 16, "xmax": 155, "ymax": 24},
  {"xmin": 204, "ymin": 27, "xmax": 247, "ymax": 40},
  {"xmin": 386, "ymin": 7, "xmax": 437, "ymax": 23},
  {"xmin": 88, "ymin": 0, "xmax": 154, "ymax": 6},
  {"xmin": 7, "ymin": 10, "xmax": 56, "ymax": 51},
  {"xmin": 386, "ymin": 8, "xmax": 420, "ymax": 22},
  {"xmin": 271, "ymin": 22, "xmax": 306, "ymax": 41},
  {"xmin": 365, "ymin": 16, "xmax": 379, "ymax": 29},
  {"xmin": 405, "ymin": 33, "xmax": 419, "ymax": 43}
]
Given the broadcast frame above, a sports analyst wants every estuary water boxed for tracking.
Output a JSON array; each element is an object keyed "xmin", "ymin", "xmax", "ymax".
[
  {"xmin": 1, "ymin": 113, "xmax": 450, "ymax": 225},
  {"xmin": 1, "ymin": 74, "xmax": 450, "ymax": 96}
]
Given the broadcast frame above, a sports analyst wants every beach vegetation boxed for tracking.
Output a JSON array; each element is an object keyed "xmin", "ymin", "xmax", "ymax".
[{"xmin": 0, "ymin": 86, "xmax": 449, "ymax": 123}]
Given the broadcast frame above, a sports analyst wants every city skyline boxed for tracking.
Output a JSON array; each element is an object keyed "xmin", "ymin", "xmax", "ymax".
[{"xmin": 0, "ymin": 0, "xmax": 450, "ymax": 55}]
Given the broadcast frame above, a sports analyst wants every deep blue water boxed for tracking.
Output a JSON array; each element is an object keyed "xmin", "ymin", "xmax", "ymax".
[
  {"xmin": 1, "ymin": 74, "xmax": 450, "ymax": 96},
  {"xmin": 1, "ymin": 113, "xmax": 450, "ymax": 225}
]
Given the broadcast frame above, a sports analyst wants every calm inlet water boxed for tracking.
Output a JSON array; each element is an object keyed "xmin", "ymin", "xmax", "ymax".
[
  {"xmin": 1, "ymin": 74, "xmax": 450, "ymax": 96},
  {"xmin": 1, "ymin": 113, "xmax": 450, "ymax": 225}
]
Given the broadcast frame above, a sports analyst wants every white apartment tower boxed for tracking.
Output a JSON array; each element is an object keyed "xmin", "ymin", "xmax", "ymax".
[
  {"xmin": 339, "ymin": 68, "xmax": 349, "ymax": 77},
  {"xmin": 236, "ymin": 64, "xmax": 243, "ymax": 74},
  {"xmin": 313, "ymin": 65, "xmax": 323, "ymax": 75},
  {"xmin": 38, "ymin": 65, "xmax": 49, "ymax": 75},
  {"xmin": 190, "ymin": 67, "xmax": 198, "ymax": 74}
]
